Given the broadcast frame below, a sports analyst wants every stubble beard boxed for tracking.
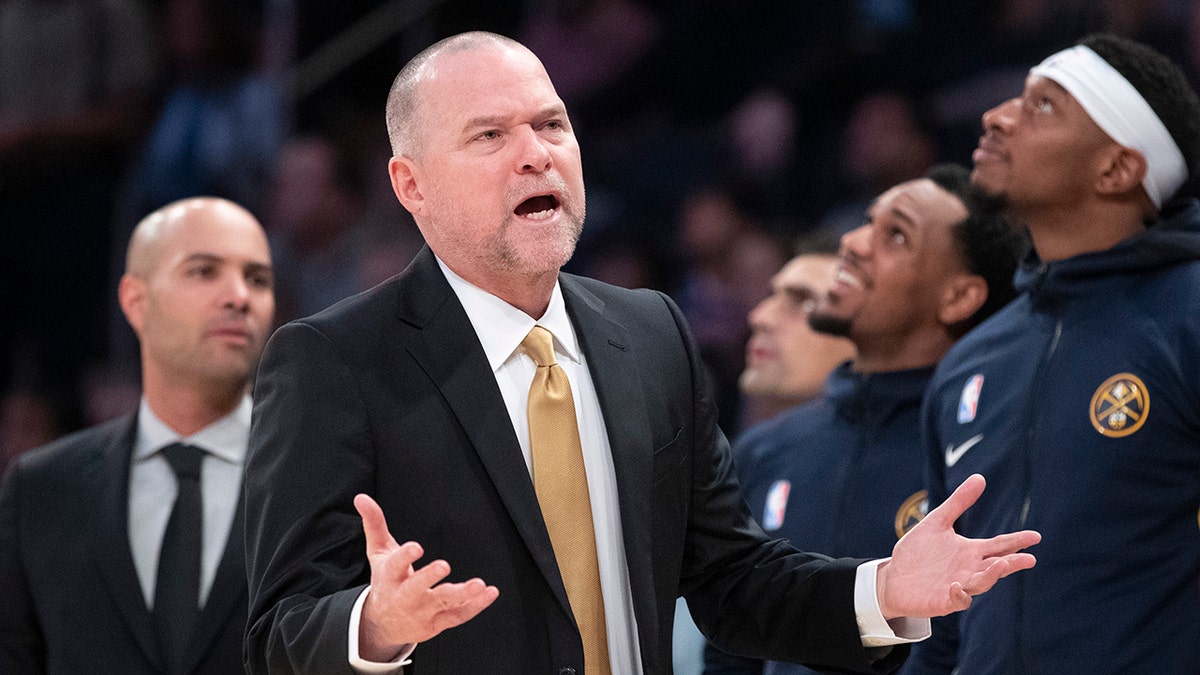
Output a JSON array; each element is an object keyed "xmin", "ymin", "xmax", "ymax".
[
  {"xmin": 494, "ymin": 184, "xmax": 585, "ymax": 276},
  {"xmin": 807, "ymin": 310, "xmax": 853, "ymax": 339}
]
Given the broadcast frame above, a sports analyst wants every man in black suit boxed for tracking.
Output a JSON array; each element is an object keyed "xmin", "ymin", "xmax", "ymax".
[
  {"xmin": 0, "ymin": 197, "xmax": 276, "ymax": 674},
  {"xmin": 244, "ymin": 32, "xmax": 1040, "ymax": 675}
]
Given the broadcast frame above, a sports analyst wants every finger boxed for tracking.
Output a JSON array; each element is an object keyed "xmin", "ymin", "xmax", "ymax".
[
  {"xmin": 962, "ymin": 557, "xmax": 1012, "ymax": 596},
  {"xmin": 430, "ymin": 581, "xmax": 500, "ymax": 632},
  {"xmin": 947, "ymin": 582, "xmax": 971, "ymax": 612},
  {"xmin": 379, "ymin": 541, "xmax": 426, "ymax": 583},
  {"xmin": 977, "ymin": 529, "xmax": 1042, "ymax": 558},
  {"xmin": 428, "ymin": 577, "xmax": 490, "ymax": 609},
  {"xmin": 402, "ymin": 558, "xmax": 453, "ymax": 593},
  {"xmin": 926, "ymin": 473, "xmax": 986, "ymax": 526},
  {"xmin": 988, "ymin": 552, "xmax": 1037, "ymax": 578},
  {"xmin": 355, "ymin": 494, "xmax": 399, "ymax": 556}
]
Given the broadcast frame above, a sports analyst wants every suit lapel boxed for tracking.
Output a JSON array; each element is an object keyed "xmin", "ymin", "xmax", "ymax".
[
  {"xmin": 91, "ymin": 417, "xmax": 165, "ymax": 671},
  {"xmin": 560, "ymin": 276, "xmax": 658, "ymax": 670},
  {"xmin": 396, "ymin": 248, "xmax": 574, "ymax": 620},
  {"xmin": 181, "ymin": 487, "xmax": 247, "ymax": 673}
]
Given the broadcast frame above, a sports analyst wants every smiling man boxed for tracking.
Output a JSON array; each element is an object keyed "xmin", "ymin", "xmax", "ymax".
[
  {"xmin": 705, "ymin": 164, "xmax": 1023, "ymax": 675},
  {"xmin": 913, "ymin": 33, "xmax": 1200, "ymax": 674},
  {"xmin": 244, "ymin": 32, "xmax": 1043, "ymax": 675},
  {"xmin": 0, "ymin": 197, "xmax": 275, "ymax": 674}
]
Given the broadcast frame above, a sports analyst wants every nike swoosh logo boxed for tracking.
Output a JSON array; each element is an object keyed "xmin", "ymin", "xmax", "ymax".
[{"xmin": 945, "ymin": 434, "xmax": 984, "ymax": 467}]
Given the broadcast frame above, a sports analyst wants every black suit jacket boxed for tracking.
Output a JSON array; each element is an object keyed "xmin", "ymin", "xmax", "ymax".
[
  {"xmin": 244, "ymin": 247, "xmax": 906, "ymax": 674},
  {"xmin": 0, "ymin": 415, "xmax": 249, "ymax": 675}
]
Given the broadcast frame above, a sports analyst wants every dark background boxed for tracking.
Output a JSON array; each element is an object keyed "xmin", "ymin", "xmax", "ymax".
[{"xmin": 3, "ymin": 0, "xmax": 1198, "ymax": 468}]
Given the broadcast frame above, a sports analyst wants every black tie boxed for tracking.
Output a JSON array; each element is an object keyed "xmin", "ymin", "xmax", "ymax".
[{"xmin": 154, "ymin": 442, "xmax": 205, "ymax": 673}]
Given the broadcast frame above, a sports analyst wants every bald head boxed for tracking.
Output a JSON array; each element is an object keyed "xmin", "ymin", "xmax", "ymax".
[
  {"xmin": 119, "ymin": 197, "xmax": 275, "ymax": 427},
  {"xmin": 126, "ymin": 197, "xmax": 265, "ymax": 279},
  {"xmin": 385, "ymin": 31, "xmax": 528, "ymax": 159}
]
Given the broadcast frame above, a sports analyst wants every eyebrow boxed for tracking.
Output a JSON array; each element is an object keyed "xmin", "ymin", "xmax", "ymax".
[
  {"xmin": 462, "ymin": 104, "xmax": 569, "ymax": 133},
  {"xmin": 887, "ymin": 205, "xmax": 917, "ymax": 225},
  {"xmin": 182, "ymin": 252, "xmax": 273, "ymax": 272}
]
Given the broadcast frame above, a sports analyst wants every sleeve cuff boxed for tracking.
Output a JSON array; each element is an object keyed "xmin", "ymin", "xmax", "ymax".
[
  {"xmin": 348, "ymin": 585, "xmax": 415, "ymax": 673},
  {"xmin": 854, "ymin": 559, "xmax": 931, "ymax": 647}
]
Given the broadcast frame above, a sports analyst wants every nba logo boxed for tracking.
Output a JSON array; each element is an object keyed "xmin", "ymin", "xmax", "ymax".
[
  {"xmin": 763, "ymin": 480, "xmax": 791, "ymax": 531},
  {"xmin": 958, "ymin": 374, "xmax": 984, "ymax": 423}
]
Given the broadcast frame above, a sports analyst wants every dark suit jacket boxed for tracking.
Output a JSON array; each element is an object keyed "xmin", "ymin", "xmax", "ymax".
[
  {"xmin": 0, "ymin": 415, "xmax": 249, "ymax": 675},
  {"xmin": 244, "ymin": 247, "xmax": 907, "ymax": 674}
]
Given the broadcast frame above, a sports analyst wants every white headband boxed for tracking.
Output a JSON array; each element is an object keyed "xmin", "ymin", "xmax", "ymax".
[{"xmin": 1030, "ymin": 44, "xmax": 1187, "ymax": 209}]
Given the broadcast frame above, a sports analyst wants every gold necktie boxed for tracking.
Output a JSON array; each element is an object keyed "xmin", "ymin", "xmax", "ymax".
[{"xmin": 522, "ymin": 325, "xmax": 611, "ymax": 674}]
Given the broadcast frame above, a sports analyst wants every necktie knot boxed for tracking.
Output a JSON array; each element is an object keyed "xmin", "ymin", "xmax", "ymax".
[
  {"xmin": 521, "ymin": 325, "xmax": 558, "ymax": 367},
  {"xmin": 161, "ymin": 443, "xmax": 204, "ymax": 481}
]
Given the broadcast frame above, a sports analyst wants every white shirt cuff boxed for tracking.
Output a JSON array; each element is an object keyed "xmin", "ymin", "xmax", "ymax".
[
  {"xmin": 854, "ymin": 559, "xmax": 931, "ymax": 647},
  {"xmin": 348, "ymin": 585, "xmax": 415, "ymax": 673}
]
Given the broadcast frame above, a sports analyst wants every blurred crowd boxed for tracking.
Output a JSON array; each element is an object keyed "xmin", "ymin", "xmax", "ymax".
[{"xmin": 4, "ymin": 0, "xmax": 1200, "ymax": 472}]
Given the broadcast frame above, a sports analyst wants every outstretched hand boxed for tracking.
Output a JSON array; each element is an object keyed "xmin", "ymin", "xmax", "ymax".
[
  {"xmin": 354, "ymin": 494, "xmax": 500, "ymax": 661},
  {"xmin": 877, "ymin": 474, "xmax": 1040, "ymax": 620}
]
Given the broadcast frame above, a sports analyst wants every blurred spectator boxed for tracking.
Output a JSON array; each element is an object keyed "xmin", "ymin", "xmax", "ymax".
[
  {"xmin": 724, "ymin": 88, "xmax": 813, "ymax": 228},
  {"xmin": 519, "ymin": 0, "xmax": 660, "ymax": 107},
  {"xmin": 580, "ymin": 238, "xmax": 658, "ymax": 291},
  {"xmin": 818, "ymin": 91, "xmax": 934, "ymax": 234},
  {"xmin": 267, "ymin": 133, "xmax": 365, "ymax": 321},
  {"xmin": 0, "ymin": 388, "xmax": 61, "ymax": 477},
  {"xmin": 117, "ymin": 0, "xmax": 284, "ymax": 221},
  {"xmin": 674, "ymin": 186, "xmax": 786, "ymax": 436},
  {"xmin": 267, "ymin": 127, "xmax": 427, "ymax": 322},
  {"xmin": 0, "ymin": 0, "xmax": 157, "ymax": 430}
]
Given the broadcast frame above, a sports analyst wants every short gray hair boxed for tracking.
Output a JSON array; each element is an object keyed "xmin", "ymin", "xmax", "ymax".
[{"xmin": 385, "ymin": 31, "xmax": 525, "ymax": 159}]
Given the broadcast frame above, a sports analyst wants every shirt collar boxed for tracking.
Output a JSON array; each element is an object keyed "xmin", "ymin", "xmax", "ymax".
[
  {"xmin": 435, "ymin": 255, "xmax": 581, "ymax": 372},
  {"xmin": 134, "ymin": 395, "xmax": 252, "ymax": 464}
]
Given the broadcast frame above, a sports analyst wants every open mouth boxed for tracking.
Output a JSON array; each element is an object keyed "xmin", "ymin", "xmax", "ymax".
[
  {"xmin": 834, "ymin": 265, "xmax": 865, "ymax": 291},
  {"xmin": 514, "ymin": 194, "xmax": 560, "ymax": 220}
]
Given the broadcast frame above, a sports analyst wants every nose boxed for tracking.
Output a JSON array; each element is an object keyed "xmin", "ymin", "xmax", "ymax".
[
  {"xmin": 982, "ymin": 97, "xmax": 1017, "ymax": 135},
  {"xmin": 747, "ymin": 295, "xmax": 775, "ymax": 330},
  {"xmin": 840, "ymin": 223, "xmax": 871, "ymax": 259},
  {"xmin": 515, "ymin": 125, "xmax": 552, "ymax": 174},
  {"xmin": 223, "ymin": 274, "xmax": 251, "ymax": 313}
]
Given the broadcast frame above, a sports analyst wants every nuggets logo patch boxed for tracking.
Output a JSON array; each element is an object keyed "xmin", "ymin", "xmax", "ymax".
[
  {"xmin": 958, "ymin": 374, "xmax": 984, "ymax": 423},
  {"xmin": 763, "ymin": 480, "xmax": 791, "ymax": 531},
  {"xmin": 1089, "ymin": 373, "xmax": 1149, "ymax": 438},
  {"xmin": 894, "ymin": 490, "xmax": 928, "ymax": 539}
]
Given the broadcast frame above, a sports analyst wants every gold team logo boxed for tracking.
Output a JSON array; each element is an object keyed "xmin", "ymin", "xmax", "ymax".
[
  {"xmin": 1089, "ymin": 373, "xmax": 1149, "ymax": 438},
  {"xmin": 894, "ymin": 490, "xmax": 928, "ymax": 539}
]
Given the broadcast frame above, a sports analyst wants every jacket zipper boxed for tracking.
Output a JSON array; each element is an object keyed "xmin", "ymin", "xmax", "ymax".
[{"xmin": 1014, "ymin": 311, "xmax": 1061, "ymax": 673}]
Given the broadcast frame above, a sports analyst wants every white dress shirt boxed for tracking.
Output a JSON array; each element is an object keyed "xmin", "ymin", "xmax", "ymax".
[
  {"xmin": 129, "ymin": 395, "xmax": 250, "ymax": 608},
  {"xmin": 348, "ymin": 261, "xmax": 925, "ymax": 671}
]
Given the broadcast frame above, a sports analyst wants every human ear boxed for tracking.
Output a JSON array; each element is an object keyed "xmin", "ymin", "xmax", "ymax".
[
  {"xmin": 1095, "ymin": 146, "xmax": 1147, "ymax": 198},
  {"xmin": 389, "ymin": 156, "xmax": 426, "ymax": 216},
  {"xmin": 118, "ymin": 274, "xmax": 147, "ymax": 336},
  {"xmin": 938, "ymin": 274, "xmax": 988, "ymax": 327}
]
